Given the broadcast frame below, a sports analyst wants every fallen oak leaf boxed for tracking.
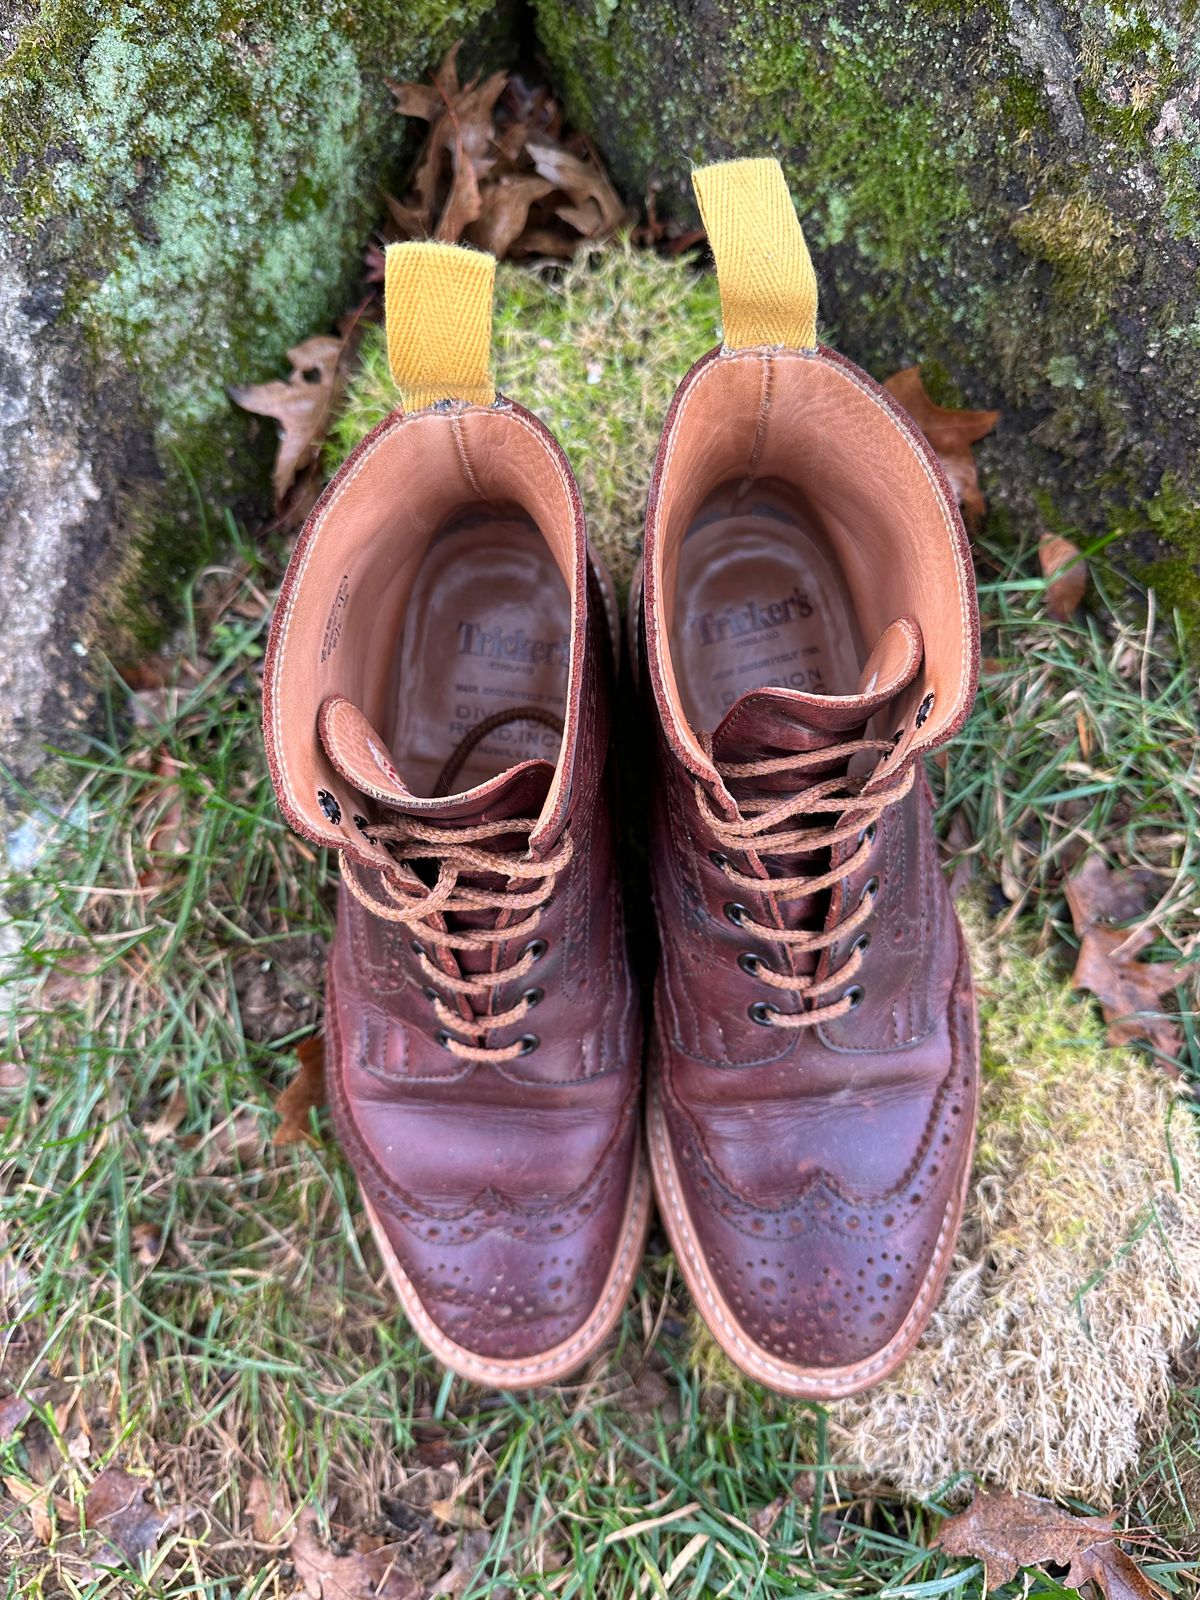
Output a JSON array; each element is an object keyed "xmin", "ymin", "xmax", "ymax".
[
  {"xmin": 526, "ymin": 133, "xmax": 630, "ymax": 240},
  {"xmin": 1065, "ymin": 855, "xmax": 1183, "ymax": 1068},
  {"xmin": 84, "ymin": 1466, "xmax": 192, "ymax": 1566},
  {"xmin": 1040, "ymin": 533, "xmax": 1089, "ymax": 621},
  {"xmin": 933, "ymin": 1486, "xmax": 1165, "ymax": 1596},
  {"xmin": 230, "ymin": 335, "xmax": 344, "ymax": 507},
  {"xmin": 273, "ymin": 1034, "xmax": 326, "ymax": 1146},
  {"xmin": 883, "ymin": 367, "xmax": 999, "ymax": 529},
  {"xmin": 467, "ymin": 171, "xmax": 554, "ymax": 257},
  {"xmin": 5, "ymin": 1474, "xmax": 57, "ymax": 1544}
]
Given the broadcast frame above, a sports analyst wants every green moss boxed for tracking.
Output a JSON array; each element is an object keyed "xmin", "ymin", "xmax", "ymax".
[
  {"xmin": 1010, "ymin": 189, "xmax": 1136, "ymax": 304},
  {"xmin": 0, "ymin": 0, "xmax": 496, "ymax": 647},
  {"xmin": 534, "ymin": 0, "xmax": 1200, "ymax": 585},
  {"xmin": 1119, "ymin": 475, "xmax": 1200, "ymax": 633}
]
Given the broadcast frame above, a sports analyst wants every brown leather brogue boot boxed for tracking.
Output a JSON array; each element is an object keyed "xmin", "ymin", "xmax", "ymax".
[
  {"xmin": 636, "ymin": 159, "xmax": 980, "ymax": 1398},
  {"xmin": 263, "ymin": 242, "xmax": 649, "ymax": 1387}
]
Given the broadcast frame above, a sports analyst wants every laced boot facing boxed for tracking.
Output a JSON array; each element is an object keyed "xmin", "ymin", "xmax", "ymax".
[
  {"xmin": 263, "ymin": 243, "xmax": 649, "ymax": 1387},
  {"xmin": 636, "ymin": 160, "xmax": 981, "ymax": 1398}
]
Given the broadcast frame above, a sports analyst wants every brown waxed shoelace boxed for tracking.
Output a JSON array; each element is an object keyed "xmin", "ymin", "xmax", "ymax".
[
  {"xmin": 696, "ymin": 738, "xmax": 916, "ymax": 1029},
  {"xmin": 340, "ymin": 709, "xmax": 568, "ymax": 1063}
]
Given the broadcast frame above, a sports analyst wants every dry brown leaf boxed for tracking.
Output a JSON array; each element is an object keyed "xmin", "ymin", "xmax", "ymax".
[
  {"xmin": 1064, "ymin": 855, "xmax": 1183, "ymax": 1067},
  {"xmin": 247, "ymin": 1473, "xmax": 293, "ymax": 1544},
  {"xmin": 1040, "ymin": 533, "xmax": 1089, "ymax": 621},
  {"xmin": 181, "ymin": 1107, "xmax": 264, "ymax": 1170},
  {"xmin": 0, "ymin": 1060, "xmax": 28, "ymax": 1090},
  {"xmin": 138, "ymin": 752, "xmax": 190, "ymax": 896},
  {"xmin": 0, "ymin": 1386, "xmax": 49, "ymax": 1441},
  {"xmin": 5, "ymin": 1474, "xmax": 56, "ymax": 1543},
  {"xmin": 230, "ymin": 335, "xmax": 344, "ymax": 506},
  {"xmin": 290, "ymin": 1508, "xmax": 424, "ymax": 1600},
  {"xmin": 131, "ymin": 1221, "xmax": 163, "ymax": 1266},
  {"xmin": 883, "ymin": 367, "xmax": 1000, "ymax": 529},
  {"xmin": 467, "ymin": 172, "xmax": 554, "ymax": 256},
  {"xmin": 750, "ymin": 1470, "xmax": 815, "ymax": 1537},
  {"xmin": 143, "ymin": 1086, "xmax": 188, "ymax": 1146},
  {"xmin": 526, "ymin": 134, "xmax": 629, "ymax": 238},
  {"xmin": 273, "ymin": 1034, "xmax": 326, "ymax": 1147},
  {"xmin": 429, "ymin": 1530, "xmax": 489, "ymax": 1599},
  {"xmin": 934, "ymin": 1486, "xmax": 1164, "ymax": 1596},
  {"xmin": 942, "ymin": 808, "xmax": 977, "ymax": 902},
  {"xmin": 84, "ymin": 1466, "xmax": 191, "ymax": 1565}
]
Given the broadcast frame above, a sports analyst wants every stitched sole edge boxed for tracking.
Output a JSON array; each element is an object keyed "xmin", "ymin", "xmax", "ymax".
[
  {"xmin": 363, "ymin": 1141, "xmax": 652, "ymax": 1389},
  {"xmin": 647, "ymin": 947, "xmax": 979, "ymax": 1399}
]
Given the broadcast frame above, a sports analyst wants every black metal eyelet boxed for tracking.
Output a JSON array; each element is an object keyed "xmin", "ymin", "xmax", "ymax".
[
  {"xmin": 748, "ymin": 1000, "xmax": 778, "ymax": 1026},
  {"xmin": 709, "ymin": 850, "xmax": 730, "ymax": 870},
  {"xmin": 858, "ymin": 822, "xmax": 877, "ymax": 846},
  {"xmin": 851, "ymin": 933, "xmax": 871, "ymax": 955},
  {"xmin": 860, "ymin": 876, "xmax": 880, "ymax": 904},
  {"xmin": 738, "ymin": 951, "xmax": 763, "ymax": 976},
  {"xmin": 845, "ymin": 985, "xmax": 865, "ymax": 1010},
  {"xmin": 434, "ymin": 1029, "xmax": 452, "ymax": 1049},
  {"xmin": 411, "ymin": 939, "xmax": 426, "ymax": 957},
  {"xmin": 522, "ymin": 938, "xmax": 548, "ymax": 962},
  {"xmin": 725, "ymin": 902, "xmax": 748, "ymax": 927},
  {"xmin": 422, "ymin": 986, "xmax": 439, "ymax": 1004},
  {"xmin": 317, "ymin": 789, "xmax": 341, "ymax": 825},
  {"xmin": 915, "ymin": 691, "xmax": 935, "ymax": 728},
  {"xmin": 519, "ymin": 1033, "xmax": 539, "ymax": 1055},
  {"xmin": 522, "ymin": 987, "xmax": 544, "ymax": 1008}
]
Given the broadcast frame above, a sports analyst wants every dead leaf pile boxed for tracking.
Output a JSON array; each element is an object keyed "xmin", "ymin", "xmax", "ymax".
[
  {"xmin": 290, "ymin": 1504, "xmax": 487, "ymax": 1600},
  {"xmin": 883, "ymin": 367, "xmax": 1000, "ymax": 529},
  {"xmin": 1065, "ymin": 855, "xmax": 1183, "ymax": 1069},
  {"xmin": 934, "ymin": 1485, "xmax": 1166, "ymax": 1598},
  {"xmin": 0, "ymin": 1392, "xmax": 194, "ymax": 1583},
  {"xmin": 383, "ymin": 44, "xmax": 631, "ymax": 261}
]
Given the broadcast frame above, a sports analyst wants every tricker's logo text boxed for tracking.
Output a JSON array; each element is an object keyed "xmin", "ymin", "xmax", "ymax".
[
  {"xmin": 691, "ymin": 588, "xmax": 813, "ymax": 646},
  {"xmin": 457, "ymin": 621, "xmax": 569, "ymax": 667}
]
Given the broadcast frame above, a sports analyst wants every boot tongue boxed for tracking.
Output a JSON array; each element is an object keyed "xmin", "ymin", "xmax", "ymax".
[
  {"xmin": 318, "ymin": 695, "xmax": 557, "ymax": 981},
  {"xmin": 710, "ymin": 617, "xmax": 923, "ymax": 773},
  {"xmin": 318, "ymin": 695, "xmax": 555, "ymax": 824},
  {"xmin": 708, "ymin": 618, "xmax": 923, "ymax": 949}
]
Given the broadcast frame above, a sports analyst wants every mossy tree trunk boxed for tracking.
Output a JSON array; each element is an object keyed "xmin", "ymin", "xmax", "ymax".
[
  {"xmin": 0, "ymin": 0, "xmax": 499, "ymax": 789},
  {"xmin": 534, "ymin": 0, "xmax": 1200, "ymax": 618}
]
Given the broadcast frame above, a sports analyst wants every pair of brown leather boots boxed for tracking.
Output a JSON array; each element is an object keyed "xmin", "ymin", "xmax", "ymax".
[{"xmin": 263, "ymin": 160, "xmax": 980, "ymax": 1398}]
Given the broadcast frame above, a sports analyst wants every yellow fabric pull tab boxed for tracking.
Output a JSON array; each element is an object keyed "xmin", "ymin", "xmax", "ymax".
[
  {"xmin": 692, "ymin": 158, "xmax": 818, "ymax": 351},
  {"xmin": 384, "ymin": 241, "xmax": 497, "ymax": 410}
]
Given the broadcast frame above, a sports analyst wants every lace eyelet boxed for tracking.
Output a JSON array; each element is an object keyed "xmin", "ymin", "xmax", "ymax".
[
  {"xmin": 709, "ymin": 850, "xmax": 730, "ymax": 870},
  {"xmin": 725, "ymin": 902, "xmax": 748, "ymax": 927},
  {"xmin": 860, "ymin": 876, "xmax": 880, "ymax": 905},
  {"xmin": 519, "ymin": 1033, "xmax": 539, "ymax": 1055},
  {"xmin": 859, "ymin": 822, "xmax": 877, "ymax": 846},
  {"xmin": 410, "ymin": 939, "xmax": 426, "ymax": 957},
  {"xmin": 748, "ymin": 1000, "xmax": 778, "ymax": 1026},
  {"xmin": 522, "ymin": 938, "xmax": 548, "ymax": 962},
  {"xmin": 522, "ymin": 987, "xmax": 544, "ymax": 1008},
  {"xmin": 844, "ymin": 985, "xmax": 865, "ymax": 1010},
  {"xmin": 738, "ymin": 951, "xmax": 764, "ymax": 976},
  {"xmin": 434, "ymin": 1029, "xmax": 452, "ymax": 1049},
  {"xmin": 851, "ymin": 933, "xmax": 871, "ymax": 955},
  {"xmin": 422, "ymin": 985, "xmax": 439, "ymax": 1004}
]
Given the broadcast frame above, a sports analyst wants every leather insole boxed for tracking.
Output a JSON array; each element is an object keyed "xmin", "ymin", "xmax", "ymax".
[
  {"xmin": 390, "ymin": 514, "xmax": 571, "ymax": 796},
  {"xmin": 671, "ymin": 498, "xmax": 864, "ymax": 733}
]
